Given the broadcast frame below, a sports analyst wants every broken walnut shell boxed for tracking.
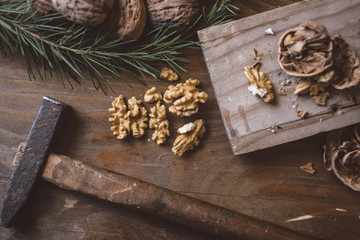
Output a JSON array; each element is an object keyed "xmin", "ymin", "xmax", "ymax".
[
  {"xmin": 322, "ymin": 128, "xmax": 343, "ymax": 171},
  {"xmin": 331, "ymin": 140, "xmax": 360, "ymax": 191},
  {"xmin": 52, "ymin": 0, "xmax": 114, "ymax": 26},
  {"xmin": 278, "ymin": 21, "xmax": 333, "ymax": 77},
  {"xmin": 145, "ymin": 0, "xmax": 200, "ymax": 31},
  {"xmin": 331, "ymin": 35, "xmax": 360, "ymax": 90},
  {"xmin": 110, "ymin": 0, "xmax": 147, "ymax": 40}
]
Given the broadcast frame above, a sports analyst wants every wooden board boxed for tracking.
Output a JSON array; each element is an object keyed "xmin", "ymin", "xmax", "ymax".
[{"xmin": 198, "ymin": 0, "xmax": 360, "ymax": 155}]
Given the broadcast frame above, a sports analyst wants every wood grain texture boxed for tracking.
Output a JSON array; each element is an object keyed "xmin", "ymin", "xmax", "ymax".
[
  {"xmin": 1, "ymin": 1, "xmax": 360, "ymax": 239},
  {"xmin": 198, "ymin": 0, "xmax": 360, "ymax": 154}
]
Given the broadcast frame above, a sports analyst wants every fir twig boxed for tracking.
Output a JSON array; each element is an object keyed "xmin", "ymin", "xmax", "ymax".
[{"xmin": 0, "ymin": 0, "xmax": 237, "ymax": 94}]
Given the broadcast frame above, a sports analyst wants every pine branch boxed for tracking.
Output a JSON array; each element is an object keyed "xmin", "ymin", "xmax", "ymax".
[{"xmin": 0, "ymin": 0, "xmax": 237, "ymax": 94}]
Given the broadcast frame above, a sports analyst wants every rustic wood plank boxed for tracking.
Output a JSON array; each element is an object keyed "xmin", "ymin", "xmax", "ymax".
[
  {"xmin": 198, "ymin": 0, "xmax": 360, "ymax": 154},
  {"xmin": 1, "ymin": 1, "xmax": 360, "ymax": 239}
]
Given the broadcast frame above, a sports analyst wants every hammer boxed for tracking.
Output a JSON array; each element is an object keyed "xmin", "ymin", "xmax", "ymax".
[{"xmin": 0, "ymin": 96, "xmax": 318, "ymax": 239}]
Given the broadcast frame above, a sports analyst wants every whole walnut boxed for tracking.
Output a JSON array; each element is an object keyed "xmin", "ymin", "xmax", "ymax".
[
  {"xmin": 52, "ymin": 0, "xmax": 114, "ymax": 26},
  {"xmin": 110, "ymin": 0, "xmax": 147, "ymax": 40},
  {"xmin": 30, "ymin": 0, "xmax": 57, "ymax": 15},
  {"xmin": 145, "ymin": 0, "xmax": 200, "ymax": 31}
]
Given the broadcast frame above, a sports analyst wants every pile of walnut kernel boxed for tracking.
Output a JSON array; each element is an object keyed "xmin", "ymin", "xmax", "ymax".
[
  {"xmin": 31, "ymin": 0, "xmax": 200, "ymax": 40},
  {"xmin": 278, "ymin": 21, "xmax": 360, "ymax": 106},
  {"xmin": 109, "ymin": 68, "xmax": 208, "ymax": 156}
]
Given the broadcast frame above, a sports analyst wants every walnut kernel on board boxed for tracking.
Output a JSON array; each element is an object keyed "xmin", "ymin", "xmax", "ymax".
[
  {"xmin": 163, "ymin": 78, "xmax": 208, "ymax": 117},
  {"xmin": 244, "ymin": 62, "xmax": 274, "ymax": 103},
  {"xmin": 109, "ymin": 95, "xmax": 148, "ymax": 139},
  {"xmin": 172, "ymin": 119, "xmax": 206, "ymax": 156},
  {"xmin": 160, "ymin": 68, "xmax": 178, "ymax": 82},
  {"xmin": 149, "ymin": 101, "xmax": 170, "ymax": 145},
  {"xmin": 144, "ymin": 87, "xmax": 162, "ymax": 103}
]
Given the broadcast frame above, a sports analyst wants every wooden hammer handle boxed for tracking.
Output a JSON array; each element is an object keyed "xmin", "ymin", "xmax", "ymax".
[{"xmin": 42, "ymin": 153, "xmax": 318, "ymax": 240}]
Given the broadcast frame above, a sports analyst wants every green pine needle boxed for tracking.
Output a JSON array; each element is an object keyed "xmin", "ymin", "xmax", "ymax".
[{"xmin": 0, "ymin": 0, "xmax": 237, "ymax": 94}]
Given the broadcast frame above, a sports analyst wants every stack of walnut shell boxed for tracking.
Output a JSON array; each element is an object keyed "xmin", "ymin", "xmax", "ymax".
[
  {"xmin": 109, "ymin": 68, "xmax": 208, "ymax": 156},
  {"xmin": 278, "ymin": 21, "xmax": 360, "ymax": 105},
  {"xmin": 32, "ymin": 0, "xmax": 200, "ymax": 40}
]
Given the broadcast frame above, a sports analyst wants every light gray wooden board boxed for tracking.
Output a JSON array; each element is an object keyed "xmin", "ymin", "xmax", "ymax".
[{"xmin": 198, "ymin": 0, "xmax": 360, "ymax": 155}]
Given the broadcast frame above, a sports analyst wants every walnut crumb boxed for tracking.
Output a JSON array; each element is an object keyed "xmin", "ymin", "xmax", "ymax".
[{"xmin": 295, "ymin": 109, "xmax": 309, "ymax": 118}]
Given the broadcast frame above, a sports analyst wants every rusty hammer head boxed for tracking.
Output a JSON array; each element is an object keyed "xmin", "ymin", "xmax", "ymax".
[{"xmin": 0, "ymin": 96, "xmax": 69, "ymax": 227}]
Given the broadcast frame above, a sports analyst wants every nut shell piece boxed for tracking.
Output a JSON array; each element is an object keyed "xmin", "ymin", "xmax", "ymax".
[
  {"xmin": 278, "ymin": 21, "xmax": 333, "ymax": 77},
  {"xmin": 109, "ymin": 95, "xmax": 148, "ymax": 139},
  {"xmin": 110, "ymin": 0, "xmax": 147, "ymax": 40},
  {"xmin": 172, "ymin": 119, "xmax": 205, "ymax": 156},
  {"xmin": 145, "ymin": 0, "xmax": 200, "ymax": 31},
  {"xmin": 52, "ymin": 0, "xmax": 114, "ymax": 26},
  {"xmin": 331, "ymin": 35, "xmax": 360, "ymax": 90},
  {"xmin": 323, "ymin": 128, "xmax": 343, "ymax": 171},
  {"xmin": 163, "ymin": 78, "xmax": 208, "ymax": 117},
  {"xmin": 149, "ymin": 101, "xmax": 170, "ymax": 144},
  {"xmin": 144, "ymin": 87, "xmax": 162, "ymax": 103},
  {"xmin": 331, "ymin": 140, "xmax": 360, "ymax": 191}
]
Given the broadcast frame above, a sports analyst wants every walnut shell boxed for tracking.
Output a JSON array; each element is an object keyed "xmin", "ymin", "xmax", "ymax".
[
  {"xmin": 331, "ymin": 35, "xmax": 360, "ymax": 90},
  {"xmin": 145, "ymin": 0, "xmax": 200, "ymax": 31},
  {"xmin": 52, "ymin": 0, "xmax": 114, "ymax": 26},
  {"xmin": 278, "ymin": 21, "xmax": 333, "ymax": 77},
  {"xmin": 110, "ymin": 0, "xmax": 147, "ymax": 40},
  {"xmin": 30, "ymin": 0, "xmax": 57, "ymax": 15}
]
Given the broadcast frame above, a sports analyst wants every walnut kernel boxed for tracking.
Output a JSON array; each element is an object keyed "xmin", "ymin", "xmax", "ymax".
[
  {"xmin": 149, "ymin": 101, "xmax": 170, "ymax": 144},
  {"xmin": 160, "ymin": 68, "xmax": 178, "ymax": 82},
  {"xmin": 144, "ymin": 87, "xmax": 162, "ymax": 103},
  {"xmin": 109, "ymin": 95, "xmax": 148, "ymax": 139},
  {"xmin": 244, "ymin": 62, "xmax": 275, "ymax": 103},
  {"xmin": 163, "ymin": 78, "xmax": 208, "ymax": 117},
  {"xmin": 172, "ymin": 119, "xmax": 206, "ymax": 156}
]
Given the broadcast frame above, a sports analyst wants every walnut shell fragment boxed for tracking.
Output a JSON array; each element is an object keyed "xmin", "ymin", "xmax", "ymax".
[
  {"xmin": 172, "ymin": 119, "xmax": 205, "ymax": 156},
  {"xmin": 323, "ymin": 125, "xmax": 360, "ymax": 191},
  {"xmin": 278, "ymin": 20, "xmax": 333, "ymax": 77},
  {"xmin": 300, "ymin": 162, "xmax": 316, "ymax": 175},
  {"xmin": 109, "ymin": 95, "xmax": 148, "ymax": 139},
  {"xmin": 331, "ymin": 140, "xmax": 360, "ymax": 191},
  {"xmin": 144, "ymin": 87, "xmax": 162, "ymax": 103},
  {"xmin": 163, "ymin": 78, "xmax": 208, "ymax": 117},
  {"xmin": 110, "ymin": 0, "xmax": 147, "ymax": 40},
  {"xmin": 149, "ymin": 101, "xmax": 170, "ymax": 144},
  {"xmin": 331, "ymin": 35, "xmax": 360, "ymax": 90},
  {"xmin": 313, "ymin": 92, "xmax": 329, "ymax": 106},
  {"xmin": 160, "ymin": 68, "xmax": 178, "ymax": 82},
  {"xmin": 244, "ymin": 62, "xmax": 275, "ymax": 103},
  {"xmin": 52, "ymin": 0, "xmax": 114, "ymax": 26},
  {"xmin": 145, "ymin": 0, "xmax": 200, "ymax": 31},
  {"xmin": 323, "ymin": 128, "xmax": 343, "ymax": 171}
]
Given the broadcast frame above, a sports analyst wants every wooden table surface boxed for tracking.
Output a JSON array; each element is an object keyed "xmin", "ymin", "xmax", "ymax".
[{"xmin": 1, "ymin": 1, "xmax": 359, "ymax": 239}]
